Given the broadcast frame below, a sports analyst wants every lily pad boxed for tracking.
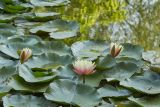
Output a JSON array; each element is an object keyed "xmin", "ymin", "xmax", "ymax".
[
  {"xmin": 97, "ymin": 54, "xmax": 116, "ymax": 70},
  {"xmin": 44, "ymin": 79, "xmax": 101, "ymax": 107},
  {"xmin": 34, "ymin": 41, "xmax": 72, "ymax": 56},
  {"xmin": 25, "ymin": 53, "xmax": 74, "ymax": 69},
  {"xmin": 8, "ymin": 75, "xmax": 49, "ymax": 92},
  {"xmin": 0, "ymin": 14, "xmax": 16, "ymax": 23},
  {"xmin": 18, "ymin": 65, "xmax": 56, "ymax": 83},
  {"xmin": 3, "ymin": 95, "xmax": 57, "ymax": 107},
  {"xmin": 142, "ymin": 51, "xmax": 157, "ymax": 63},
  {"xmin": 120, "ymin": 70, "xmax": 160, "ymax": 94},
  {"xmin": 104, "ymin": 62, "xmax": 139, "ymax": 82},
  {"xmin": 71, "ymin": 40, "xmax": 109, "ymax": 59},
  {"xmin": 23, "ymin": 12, "xmax": 60, "ymax": 21},
  {"xmin": 0, "ymin": 67, "xmax": 16, "ymax": 94},
  {"xmin": 109, "ymin": 98, "xmax": 140, "ymax": 107},
  {"xmin": 0, "ymin": 40, "xmax": 71, "ymax": 60},
  {"xmin": 119, "ymin": 43, "xmax": 144, "ymax": 60},
  {"xmin": 116, "ymin": 57, "xmax": 144, "ymax": 67},
  {"xmin": 30, "ymin": 19, "xmax": 79, "ymax": 39},
  {"xmin": 0, "ymin": 60, "xmax": 16, "ymax": 68},
  {"xmin": 128, "ymin": 95, "xmax": 160, "ymax": 107},
  {"xmin": 98, "ymin": 85, "xmax": 132, "ymax": 98},
  {"xmin": 30, "ymin": 0, "xmax": 70, "ymax": 7}
]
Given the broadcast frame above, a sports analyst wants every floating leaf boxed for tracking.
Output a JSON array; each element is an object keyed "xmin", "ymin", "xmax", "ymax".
[
  {"xmin": 98, "ymin": 85, "xmax": 131, "ymax": 98},
  {"xmin": 0, "ymin": 60, "xmax": 16, "ymax": 68},
  {"xmin": 104, "ymin": 62, "xmax": 139, "ymax": 82},
  {"xmin": 25, "ymin": 53, "xmax": 74, "ymax": 69},
  {"xmin": 8, "ymin": 75, "xmax": 49, "ymax": 92},
  {"xmin": 71, "ymin": 40, "xmax": 109, "ymax": 59},
  {"xmin": 109, "ymin": 98, "xmax": 140, "ymax": 107},
  {"xmin": 0, "ymin": 40, "xmax": 71, "ymax": 60},
  {"xmin": 119, "ymin": 43, "xmax": 144, "ymax": 60},
  {"xmin": 142, "ymin": 51, "xmax": 157, "ymax": 63},
  {"xmin": 18, "ymin": 65, "xmax": 56, "ymax": 83},
  {"xmin": 23, "ymin": 12, "xmax": 60, "ymax": 21},
  {"xmin": 30, "ymin": 0, "xmax": 70, "ymax": 7},
  {"xmin": 129, "ymin": 95, "xmax": 160, "ymax": 107},
  {"xmin": 30, "ymin": 19, "xmax": 79, "ymax": 39},
  {"xmin": 116, "ymin": 57, "xmax": 144, "ymax": 67},
  {"xmin": 120, "ymin": 70, "xmax": 160, "ymax": 94},
  {"xmin": 0, "ymin": 67, "xmax": 16, "ymax": 95},
  {"xmin": 0, "ymin": 14, "xmax": 16, "ymax": 23},
  {"xmin": 44, "ymin": 79, "xmax": 101, "ymax": 107},
  {"xmin": 34, "ymin": 41, "xmax": 72, "ymax": 56},
  {"xmin": 97, "ymin": 54, "xmax": 116, "ymax": 70},
  {"xmin": 3, "ymin": 95, "xmax": 57, "ymax": 107}
]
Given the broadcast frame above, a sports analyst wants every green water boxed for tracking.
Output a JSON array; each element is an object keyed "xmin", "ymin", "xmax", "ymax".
[{"xmin": 57, "ymin": 0, "xmax": 160, "ymax": 54}]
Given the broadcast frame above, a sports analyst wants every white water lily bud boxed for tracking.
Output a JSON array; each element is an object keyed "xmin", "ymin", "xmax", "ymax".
[
  {"xmin": 73, "ymin": 60, "xmax": 96, "ymax": 75},
  {"xmin": 110, "ymin": 43, "xmax": 123, "ymax": 57},
  {"xmin": 20, "ymin": 48, "xmax": 32, "ymax": 64}
]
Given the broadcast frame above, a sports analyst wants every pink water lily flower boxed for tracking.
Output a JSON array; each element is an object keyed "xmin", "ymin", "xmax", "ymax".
[
  {"xmin": 110, "ymin": 43, "xmax": 123, "ymax": 57},
  {"xmin": 73, "ymin": 60, "xmax": 96, "ymax": 75},
  {"xmin": 20, "ymin": 48, "xmax": 32, "ymax": 64}
]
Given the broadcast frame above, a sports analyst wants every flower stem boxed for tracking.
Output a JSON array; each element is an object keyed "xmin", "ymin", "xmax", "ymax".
[{"xmin": 82, "ymin": 75, "xmax": 85, "ymax": 84}]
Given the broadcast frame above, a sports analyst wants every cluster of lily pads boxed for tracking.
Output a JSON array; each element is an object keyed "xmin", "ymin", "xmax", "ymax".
[
  {"xmin": 0, "ymin": 32, "xmax": 160, "ymax": 107},
  {"xmin": 0, "ymin": 0, "xmax": 160, "ymax": 107}
]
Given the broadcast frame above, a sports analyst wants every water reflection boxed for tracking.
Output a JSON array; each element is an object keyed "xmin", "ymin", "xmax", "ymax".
[{"xmin": 58, "ymin": 0, "xmax": 160, "ymax": 54}]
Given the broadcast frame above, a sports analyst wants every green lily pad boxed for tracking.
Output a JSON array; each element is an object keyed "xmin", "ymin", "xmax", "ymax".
[
  {"xmin": 30, "ymin": 19, "xmax": 79, "ymax": 39},
  {"xmin": 0, "ymin": 40, "xmax": 71, "ymax": 60},
  {"xmin": 34, "ymin": 41, "xmax": 72, "ymax": 56},
  {"xmin": 109, "ymin": 98, "xmax": 140, "ymax": 107},
  {"xmin": 128, "ymin": 95, "xmax": 160, "ymax": 107},
  {"xmin": 142, "ymin": 51, "xmax": 157, "ymax": 63},
  {"xmin": 0, "ymin": 24, "xmax": 17, "ymax": 43},
  {"xmin": 0, "ymin": 60, "xmax": 16, "ymax": 68},
  {"xmin": 25, "ymin": 53, "xmax": 74, "ymax": 69},
  {"xmin": 116, "ymin": 57, "xmax": 144, "ymax": 67},
  {"xmin": 104, "ymin": 62, "xmax": 139, "ymax": 82},
  {"xmin": 97, "ymin": 54, "xmax": 116, "ymax": 70},
  {"xmin": 119, "ymin": 43, "xmax": 144, "ymax": 60},
  {"xmin": 3, "ymin": 95, "xmax": 57, "ymax": 107},
  {"xmin": 30, "ymin": 0, "xmax": 70, "ymax": 7},
  {"xmin": 18, "ymin": 65, "xmax": 56, "ymax": 83},
  {"xmin": 98, "ymin": 85, "xmax": 132, "ymax": 98},
  {"xmin": 4, "ymin": 4, "xmax": 26, "ymax": 13},
  {"xmin": 0, "ymin": 67, "xmax": 16, "ymax": 96},
  {"xmin": 5, "ymin": 35, "xmax": 42, "ymax": 45},
  {"xmin": 8, "ymin": 75, "xmax": 49, "ymax": 92},
  {"xmin": 44, "ymin": 79, "xmax": 101, "ymax": 107},
  {"xmin": 0, "ymin": 14, "xmax": 16, "ymax": 23},
  {"xmin": 71, "ymin": 40, "xmax": 109, "ymax": 59},
  {"xmin": 23, "ymin": 12, "xmax": 60, "ymax": 21},
  {"xmin": 120, "ymin": 70, "xmax": 160, "ymax": 94}
]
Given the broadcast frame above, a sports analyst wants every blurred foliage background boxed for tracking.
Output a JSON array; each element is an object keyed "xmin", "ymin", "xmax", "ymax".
[{"xmin": 53, "ymin": 0, "xmax": 160, "ymax": 53}]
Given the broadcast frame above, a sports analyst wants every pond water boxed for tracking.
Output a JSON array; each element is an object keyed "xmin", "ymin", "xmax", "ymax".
[{"xmin": 57, "ymin": 0, "xmax": 160, "ymax": 54}]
